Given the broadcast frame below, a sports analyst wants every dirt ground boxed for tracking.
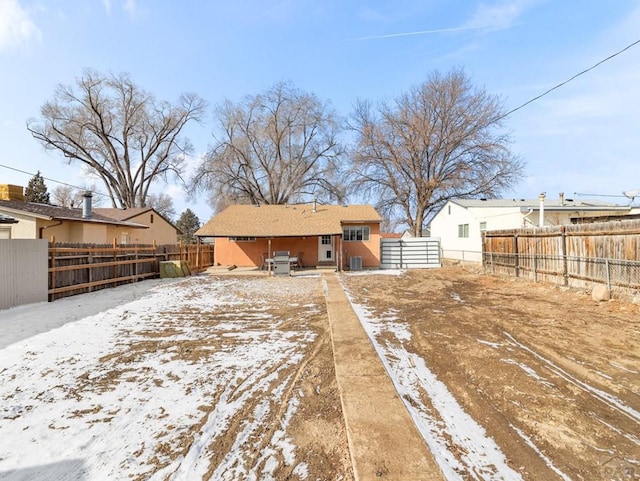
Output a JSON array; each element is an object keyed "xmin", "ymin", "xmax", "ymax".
[
  {"xmin": 341, "ymin": 266, "xmax": 640, "ymax": 480},
  {"xmin": 3, "ymin": 266, "xmax": 639, "ymax": 480}
]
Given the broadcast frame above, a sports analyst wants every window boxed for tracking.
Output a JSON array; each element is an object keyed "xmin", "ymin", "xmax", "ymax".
[
  {"xmin": 120, "ymin": 232, "xmax": 130, "ymax": 244},
  {"xmin": 479, "ymin": 221, "xmax": 487, "ymax": 232},
  {"xmin": 342, "ymin": 225, "xmax": 370, "ymax": 241},
  {"xmin": 229, "ymin": 236, "xmax": 256, "ymax": 242},
  {"xmin": 458, "ymin": 224, "xmax": 469, "ymax": 238}
]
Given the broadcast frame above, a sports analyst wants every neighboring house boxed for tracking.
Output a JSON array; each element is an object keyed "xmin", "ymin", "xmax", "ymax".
[
  {"xmin": 0, "ymin": 184, "xmax": 147, "ymax": 243},
  {"xmin": 0, "ymin": 214, "xmax": 18, "ymax": 239},
  {"xmin": 196, "ymin": 203, "xmax": 382, "ymax": 269},
  {"xmin": 94, "ymin": 208, "xmax": 179, "ymax": 245},
  {"xmin": 430, "ymin": 195, "xmax": 632, "ymax": 262}
]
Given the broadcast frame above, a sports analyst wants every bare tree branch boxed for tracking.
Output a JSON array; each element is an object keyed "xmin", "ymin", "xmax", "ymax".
[
  {"xmin": 348, "ymin": 68, "xmax": 524, "ymax": 236},
  {"xmin": 27, "ymin": 69, "xmax": 206, "ymax": 208},
  {"xmin": 191, "ymin": 81, "xmax": 346, "ymax": 211}
]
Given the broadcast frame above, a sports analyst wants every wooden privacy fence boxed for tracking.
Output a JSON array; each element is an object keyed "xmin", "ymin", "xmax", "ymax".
[
  {"xmin": 482, "ymin": 219, "xmax": 640, "ymax": 291},
  {"xmin": 49, "ymin": 240, "xmax": 215, "ymax": 301}
]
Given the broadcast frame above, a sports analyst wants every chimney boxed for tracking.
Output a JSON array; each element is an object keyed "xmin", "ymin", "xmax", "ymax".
[
  {"xmin": 82, "ymin": 191, "xmax": 93, "ymax": 219},
  {"xmin": 538, "ymin": 192, "xmax": 546, "ymax": 227},
  {"xmin": 312, "ymin": 198, "xmax": 317, "ymax": 213},
  {"xmin": 0, "ymin": 184, "xmax": 24, "ymax": 201},
  {"xmin": 559, "ymin": 192, "xmax": 565, "ymax": 206}
]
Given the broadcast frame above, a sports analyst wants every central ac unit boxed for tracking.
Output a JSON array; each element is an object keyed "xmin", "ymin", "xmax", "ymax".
[{"xmin": 350, "ymin": 256, "xmax": 363, "ymax": 271}]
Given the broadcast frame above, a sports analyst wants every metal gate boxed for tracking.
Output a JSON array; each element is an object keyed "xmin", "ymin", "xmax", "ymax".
[{"xmin": 380, "ymin": 237, "xmax": 441, "ymax": 269}]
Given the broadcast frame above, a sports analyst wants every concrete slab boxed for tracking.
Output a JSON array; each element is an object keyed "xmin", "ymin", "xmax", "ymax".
[{"xmin": 323, "ymin": 274, "xmax": 444, "ymax": 481}]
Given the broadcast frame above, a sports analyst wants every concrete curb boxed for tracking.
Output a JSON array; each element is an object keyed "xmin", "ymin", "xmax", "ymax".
[{"xmin": 323, "ymin": 273, "xmax": 444, "ymax": 481}]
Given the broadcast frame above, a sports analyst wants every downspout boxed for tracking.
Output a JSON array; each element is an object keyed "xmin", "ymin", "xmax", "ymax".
[{"xmin": 39, "ymin": 221, "xmax": 63, "ymax": 239}]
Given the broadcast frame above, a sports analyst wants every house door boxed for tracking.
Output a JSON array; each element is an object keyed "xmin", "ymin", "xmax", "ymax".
[{"xmin": 318, "ymin": 235, "xmax": 334, "ymax": 262}]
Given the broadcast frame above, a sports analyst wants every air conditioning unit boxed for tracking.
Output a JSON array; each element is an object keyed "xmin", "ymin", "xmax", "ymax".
[{"xmin": 350, "ymin": 256, "xmax": 362, "ymax": 271}]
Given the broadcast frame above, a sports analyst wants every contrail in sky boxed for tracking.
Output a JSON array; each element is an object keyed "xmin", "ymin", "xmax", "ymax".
[{"xmin": 352, "ymin": 25, "xmax": 485, "ymax": 41}]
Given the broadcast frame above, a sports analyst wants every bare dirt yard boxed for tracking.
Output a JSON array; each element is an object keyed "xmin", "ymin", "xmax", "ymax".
[
  {"xmin": 1, "ymin": 266, "xmax": 638, "ymax": 480},
  {"xmin": 341, "ymin": 266, "xmax": 640, "ymax": 480}
]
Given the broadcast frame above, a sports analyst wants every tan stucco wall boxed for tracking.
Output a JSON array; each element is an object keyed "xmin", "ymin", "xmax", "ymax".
[
  {"xmin": 2, "ymin": 212, "xmax": 38, "ymax": 238},
  {"xmin": 340, "ymin": 223, "xmax": 381, "ymax": 268},
  {"xmin": 125, "ymin": 212, "xmax": 178, "ymax": 245}
]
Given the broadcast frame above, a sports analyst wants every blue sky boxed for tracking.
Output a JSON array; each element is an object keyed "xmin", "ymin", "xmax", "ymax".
[{"xmin": 1, "ymin": 0, "xmax": 639, "ymax": 223}]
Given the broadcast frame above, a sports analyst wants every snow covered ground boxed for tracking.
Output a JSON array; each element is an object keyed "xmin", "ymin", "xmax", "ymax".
[{"xmin": 0, "ymin": 275, "xmax": 323, "ymax": 480}]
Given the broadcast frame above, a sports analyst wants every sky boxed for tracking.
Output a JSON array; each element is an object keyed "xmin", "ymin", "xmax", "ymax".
[{"xmin": 1, "ymin": 0, "xmax": 639, "ymax": 224}]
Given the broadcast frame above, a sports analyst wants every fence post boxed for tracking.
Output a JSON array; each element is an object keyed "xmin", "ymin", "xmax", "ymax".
[
  {"xmin": 49, "ymin": 236, "xmax": 56, "ymax": 302},
  {"xmin": 112, "ymin": 238, "xmax": 118, "ymax": 283},
  {"xmin": 533, "ymin": 255, "xmax": 537, "ymax": 283},
  {"xmin": 561, "ymin": 227, "xmax": 568, "ymax": 286},
  {"xmin": 196, "ymin": 238, "xmax": 201, "ymax": 271},
  {"xmin": 605, "ymin": 258, "xmax": 611, "ymax": 290},
  {"xmin": 514, "ymin": 234, "xmax": 519, "ymax": 278},
  {"xmin": 88, "ymin": 248, "xmax": 93, "ymax": 292}
]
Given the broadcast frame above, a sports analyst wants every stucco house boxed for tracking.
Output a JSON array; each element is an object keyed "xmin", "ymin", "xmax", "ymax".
[
  {"xmin": 430, "ymin": 195, "xmax": 632, "ymax": 262},
  {"xmin": 0, "ymin": 197, "xmax": 147, "ymax": 243},
  {"xmin": 196, "ymin": 203, "xmax": 382, "ymax": 270},
  {"xmin": 94, "ymin": 207, "xmax": 179, "ymax": 245},
  {"xmin": 0, "ymin": 184, "xmax": 180, "ymax": 244}
]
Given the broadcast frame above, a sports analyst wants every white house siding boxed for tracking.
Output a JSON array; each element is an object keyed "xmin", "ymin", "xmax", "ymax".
[
  {"xmin": 1, "ymin": 212, "xmax": 38, "ymax": 239},
  {"xmin": 430, "ymin": 199, "xmax": 632, "ymax": 263},
  {"xmin": 430, "ymin": 202, "xmax": 490, "ymax": 262}
]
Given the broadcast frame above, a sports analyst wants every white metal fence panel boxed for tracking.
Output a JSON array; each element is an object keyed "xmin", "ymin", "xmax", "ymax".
[
  {"xmin": 380, "ymin": 237, "xmax": 441, "ymax": 269},
  {"xmin": 0, "ymin": 240, "xmax": 48, "ymax": 310}
]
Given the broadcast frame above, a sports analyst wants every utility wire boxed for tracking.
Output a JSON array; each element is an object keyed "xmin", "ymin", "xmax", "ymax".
[
  {"xmin": 0, "ymin": 162, "xmax": 111, "ymax": 199},
  {"xmin": 501, "ymin": 38, "xmax": 640, "ymax": 120},
  {"xmin": 3, "ymin": 39, "xmax": 639, "ymax": 197}
]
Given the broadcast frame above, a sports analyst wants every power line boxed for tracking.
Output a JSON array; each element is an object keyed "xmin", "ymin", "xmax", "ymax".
[
  {"xmin": 501, "ymin": 38, "xmax": 640, "ymax": 119},
  {"xmin": 0, "ymin": 162, "xmax": 111, "ymax": 199},
  {"xmin": 573, "ymin": 192, "xmax": 627, "ymax": 198}
]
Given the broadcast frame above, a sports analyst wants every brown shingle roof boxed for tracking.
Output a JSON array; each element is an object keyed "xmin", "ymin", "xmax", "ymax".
[
  {"xmin": 93, "ymin": 207, "xmax": 153, "ymax": 221},
  {"xmin": 0, "ymin": 200, "xmax": 146, "ymax": 227},
  {"xmin": 196, "ymin": 204, "xmax": 381, "ymax": 237}
]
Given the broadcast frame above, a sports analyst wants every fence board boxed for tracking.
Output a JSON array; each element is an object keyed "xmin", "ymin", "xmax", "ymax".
[
  {"xmin": 483, "ymin": 219, "xmax": 640, "ymax": 292},
  {"xmin": 48, "ymin": 241, "xmax": 215, "ymax": 301}
]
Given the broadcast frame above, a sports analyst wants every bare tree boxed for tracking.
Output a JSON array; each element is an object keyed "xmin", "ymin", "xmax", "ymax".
[
  {"xmin": 146, "ymin": 192, "xmax": 176, "ymax": 221},
  {"xmin": 192, "ymin": 81, "xmax": 346, "ymax": 210},
  {"xmin": 27, "ymin": 69, "xmax": 206, "ymax": 209},
  {"xmin": 349, "ymin": 68, "xmax": 524, "ymax": 236},
  {"xmin": 52, "ymin": 184, "xmax": 105, "ymax": 208}
]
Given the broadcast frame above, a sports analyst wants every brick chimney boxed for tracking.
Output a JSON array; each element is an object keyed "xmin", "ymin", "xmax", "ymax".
[{"xmin": 0, "ymin": 184, "xmax": 24, "ymax": 201}]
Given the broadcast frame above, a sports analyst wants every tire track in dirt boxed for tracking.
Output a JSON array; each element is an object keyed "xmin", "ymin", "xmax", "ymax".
[
  {"xmin": 503, "ymin": 331, "xmax": 640, "ymax": 426},
  {"xmin": 341, "ymin": 267, "xmax": 640, "ymax": 480}
]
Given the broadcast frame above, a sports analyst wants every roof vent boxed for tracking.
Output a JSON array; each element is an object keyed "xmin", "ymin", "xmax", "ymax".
[{"xmin": 82, "ymin": 191, "xmax": 93, "ymax": 219}]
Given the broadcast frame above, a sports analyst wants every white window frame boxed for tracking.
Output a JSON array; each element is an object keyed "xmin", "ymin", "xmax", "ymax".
[
  {"xmin": 458, "ymin": 224, "xmax": 469, "ymax": 238},
  {"xmin": 342, "ymin": 225, "xmax": 370, "ymax": 242}
]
